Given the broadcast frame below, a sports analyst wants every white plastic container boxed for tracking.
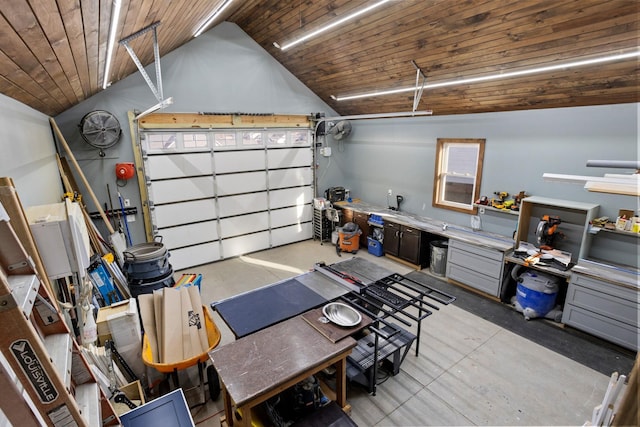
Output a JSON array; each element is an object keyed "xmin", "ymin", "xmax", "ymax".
[
  {"xmin": 331, "ymin": 227, "xmax": 342, "ymax": 245},
  {"xmin": 82, "ymin": 304, "xmax": 97, "ymax": 346}
]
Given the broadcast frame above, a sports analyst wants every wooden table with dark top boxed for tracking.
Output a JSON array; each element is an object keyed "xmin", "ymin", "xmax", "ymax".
[
  {"xmin": 301, "ymin": 307, "xmax": 373, "ymax": 343},
  {"xmin": 209, "ymin": 315, "xmax": 356, "ymax": 427}
]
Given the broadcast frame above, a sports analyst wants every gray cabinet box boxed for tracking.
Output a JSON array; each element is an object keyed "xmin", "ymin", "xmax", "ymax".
[
  {"xmin": 446, "ymin": 239, "xmax": 505, "ymax": 297},
  {"xmin": 562, "ymin": 305, "xmax": 638, "ymax": 351},
  {"xmin": 563, "ymin": 273, "xmax": 639, "ymax": 351}
]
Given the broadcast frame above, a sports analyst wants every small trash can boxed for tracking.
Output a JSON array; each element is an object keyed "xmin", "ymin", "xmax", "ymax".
[
  {"xmin": 367, "ymin": 237, "xmax": 384, "ymax": 257},
  {"xmin": 429, "ymin": 240, "xmax": 448, "ymax": 276}
]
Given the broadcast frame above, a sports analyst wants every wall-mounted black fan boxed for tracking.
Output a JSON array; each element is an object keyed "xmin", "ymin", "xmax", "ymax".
[{"xmin": 79, "ymin": 110, "xmax": 122, "ymax": 156}]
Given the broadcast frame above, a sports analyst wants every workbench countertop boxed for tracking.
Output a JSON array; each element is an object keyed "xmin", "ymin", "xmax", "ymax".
[
  {"xmin": 209, "ymin": 315, "xmax": 355, "ymax": 407},
  {"xmin": 334, "ymin": 200, "xmax": 515, "ymax": 252},
  {"xmin": 572, "ymin": 259, "xmax": 639, "ymax": 290}
]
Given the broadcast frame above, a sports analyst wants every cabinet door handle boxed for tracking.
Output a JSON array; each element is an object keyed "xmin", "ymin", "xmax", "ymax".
[{"xmin": 399, "ymin": 231, "xmax": 403, "ymax": 239}]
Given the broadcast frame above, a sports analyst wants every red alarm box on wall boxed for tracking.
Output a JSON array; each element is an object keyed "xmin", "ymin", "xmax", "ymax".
[{"xmin": 116, "ymin": 162, "xmax": 135, "ymax": 180}]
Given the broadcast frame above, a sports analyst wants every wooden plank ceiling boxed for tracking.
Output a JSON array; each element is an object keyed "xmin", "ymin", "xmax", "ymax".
[{"xmin": 0, "ymin": 0, "xmax": 637, "ymax": 117}]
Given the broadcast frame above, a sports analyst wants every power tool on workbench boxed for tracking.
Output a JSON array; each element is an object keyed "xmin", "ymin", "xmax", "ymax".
[{"xmin": 535, "ymin": 214, "xmax": 563, "ymax": 249}]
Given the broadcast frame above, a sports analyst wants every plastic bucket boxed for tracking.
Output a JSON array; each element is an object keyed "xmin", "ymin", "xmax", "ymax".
[
  {"xmin": 128, "ymin": 267, "xmax": 175, "ymax": 298},
  {"xmin": 124, "ymin": 255, "xmax": 171, "ymax": 279},
  {"xmin": 123, "ymin": 240, "xmax": 170, "ymax": 278},
  {"xmin": 429, "ymin": 240, "xmax": 448, "ymax": 276},
  {"xmin": 123, "ymin": 241, "xmax": 167, "ymax": 262}
]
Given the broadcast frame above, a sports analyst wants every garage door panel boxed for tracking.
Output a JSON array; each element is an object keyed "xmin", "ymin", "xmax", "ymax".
[
  {"xmin": 220, "ymin": 212, "xmax": 269, "ymax": 238},
  {"xmin": 214, "ymin": 150, "xmax": 265, "ymax": 173},
  {"xmin": 169, "ymin": 242, "xmax": 221, "ymax": 271},
  {"xmin": 223, "ymin": 231, "xmax": 270, "ymax": 259},
  {"xmin": 267, "ymin": 148, "xmax": 312, "ymax": 168},
  {"xmin": 159, "ymin": 221, "xmax": 219, "ymax": 249},
  {"xmin": 268, "ymin": 168, "xmax": 311, "ymax": 189},
  {"xmin": 218, "ymin": 192, "xmax": 268, "ymax": 217},
  {"xmin": 216, "ymin": 171, "xmax": 267, "ymax": 195},
  {"xmin": 147, "ymin": 152, "xmax": 212, "ymax": 180},
  {"xmin": 271, "ymin": 205, "xmax": 312, "ymax": 228},
  {"xmin": 154, "ymin": 199, "xmax": 216, "ymax": 228},
  {"xmin": 270, "ymin": 187, "xmax": 313, "ymax": 209},
  {"xmin": 151, "ymin": 177, "xmax": 214, "ymax": 204},
  {"xmin": 143, "ymin": 128, "xmax": 312, "ymax": 270},
  {"xmin": 272, "ymin": 223, "xmax": 312, "ymax": 247}
]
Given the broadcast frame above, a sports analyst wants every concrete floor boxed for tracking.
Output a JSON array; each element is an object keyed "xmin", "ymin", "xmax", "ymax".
[{"xmin": 176, "ymin": 239, "xmax": 612, "ymax": 426}]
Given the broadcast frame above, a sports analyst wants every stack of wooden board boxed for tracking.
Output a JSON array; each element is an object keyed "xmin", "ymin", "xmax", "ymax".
[{"xmin": 138, "ymin": 285, "xmax": 208, "ymax": 364}]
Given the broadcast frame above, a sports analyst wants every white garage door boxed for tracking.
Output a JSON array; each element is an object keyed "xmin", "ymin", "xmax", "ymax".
[{"xmin": 141, "ymin": 129, "xmax": 313, "ymax": 270}]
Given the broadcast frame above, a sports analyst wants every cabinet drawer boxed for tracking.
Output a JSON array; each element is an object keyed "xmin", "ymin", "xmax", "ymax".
[
  {"xmin": 449, "ymin": 239, "xmax": 503, "ymax": 262},
  {"xmin": 562, "ymin": 304, "xmax": 638, "ymax": 351},
  {"xmin": 354, "ymin": 211, "xmax": 368, "ymax": 221},
  {"xmin": 447, "ymin": 247, "xmax": 503, "ymax": 279},
  {"xmin": 447, "ymin": 263, "xmax": 501, "ymax": 296},
  {"xmin": 565, "ymin": 276, "xmax": 638, "ymax": 326},
  {"xmin": 385, "ymin": 221, "xmax": 400, "ymax": 232}
]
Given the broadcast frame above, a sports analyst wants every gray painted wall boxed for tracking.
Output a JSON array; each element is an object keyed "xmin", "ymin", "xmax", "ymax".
[
  {"xmin": 0, "ymin": 93, "xmax": 62, "ymax": 207},
  {"xmin": 320, "ymin": 103, "xmax": 639, "ymax": 240}
]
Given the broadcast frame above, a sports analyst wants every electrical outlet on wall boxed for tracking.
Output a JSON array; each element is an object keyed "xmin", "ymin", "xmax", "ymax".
[{"xmin": 388, "ymin": 189, "xmax": 392, "ymax": 196}]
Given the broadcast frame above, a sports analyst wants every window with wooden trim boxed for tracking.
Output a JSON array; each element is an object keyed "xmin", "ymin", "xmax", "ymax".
[{"xmin": 433, "ymin": 138, "xmax": 485, "ymax": 214}]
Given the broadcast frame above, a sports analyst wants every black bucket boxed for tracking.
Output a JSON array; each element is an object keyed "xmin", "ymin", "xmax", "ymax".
[
  {"xmin": 128, "ymin": 267, "xmax": 175, "ymax": 298},
  {"xmin": 123, "ymin": 240, "xmax": 170, "ymax": 279},
  {"xmin": 124, "ymin": 255, "xmax": 171, "ymax": 280}
]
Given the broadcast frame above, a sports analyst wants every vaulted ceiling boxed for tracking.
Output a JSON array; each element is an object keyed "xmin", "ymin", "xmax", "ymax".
[{"xmin": 1, "ymin": 0, "xmax": 637, "ymax": 117}]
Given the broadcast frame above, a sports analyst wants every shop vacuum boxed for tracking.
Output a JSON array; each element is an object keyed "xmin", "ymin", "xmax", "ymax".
[
  {"xmin": 510, "ymin": 265, "xmax": 563, "ymax": 321},
  {"xmin": 336, "ymin": 222, "xmax": 361, "ymax": 256}
]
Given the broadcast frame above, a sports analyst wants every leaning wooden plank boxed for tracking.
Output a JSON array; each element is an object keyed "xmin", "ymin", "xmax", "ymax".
[
  {"xmin": 49, "ymin": 117, "xmax": 114, "ymax": 235},
  {"xmin": 50, "ymin": 118, "xmax": 129, "ymax": 264}
]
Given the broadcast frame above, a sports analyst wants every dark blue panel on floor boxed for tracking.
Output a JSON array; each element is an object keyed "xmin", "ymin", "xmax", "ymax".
[{"xmin": 405, "ymin": 271, "xmax": 636, "ymax": 377}]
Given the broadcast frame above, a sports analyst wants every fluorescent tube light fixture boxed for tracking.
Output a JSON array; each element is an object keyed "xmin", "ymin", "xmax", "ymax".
[
  {"xmin": 102, "ymin": 0, "xmax": 122, "ymax": 89},
  {"xmin": 332, "ymin": 49, "xmax": 640, "ymax": 101},
  {"xmin": 543, "ymin": 172, "xmax": 640, "ymax": 196},
  {"xmin": 194, "ymin": 0, "xmax": 234, "ymax": 37},
  {"xmin": 274, "ymin": 0, "xmax": 391, "ymax": 51}
]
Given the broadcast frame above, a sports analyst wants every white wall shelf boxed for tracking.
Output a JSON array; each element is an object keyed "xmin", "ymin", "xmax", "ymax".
[{"xmin": 474, "ymin": 204, "xmax": 519, "ymax": 216}]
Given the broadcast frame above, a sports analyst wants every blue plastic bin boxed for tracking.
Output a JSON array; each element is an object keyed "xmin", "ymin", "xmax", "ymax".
[{"xmin": 367, "ymin": 237, "xmax": 384, "ymax": 256}]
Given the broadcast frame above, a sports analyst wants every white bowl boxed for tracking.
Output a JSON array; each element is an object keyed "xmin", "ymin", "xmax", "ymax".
[{"xmin": 322, "ymin": 302, "xmax": 362, "ymax": 327}]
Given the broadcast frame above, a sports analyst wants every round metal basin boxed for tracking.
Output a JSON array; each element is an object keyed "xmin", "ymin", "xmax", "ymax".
[{"xmin": 322, "ymin": 302, "xmax": 362, "ymax": 327}]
